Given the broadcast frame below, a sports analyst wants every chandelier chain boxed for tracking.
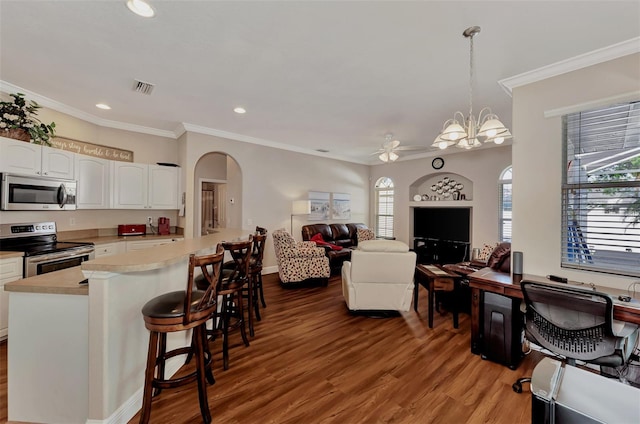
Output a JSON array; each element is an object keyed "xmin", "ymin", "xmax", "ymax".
[{"xmin": 468, "ymin": 33, "xmax": 474, "ymax": 119}]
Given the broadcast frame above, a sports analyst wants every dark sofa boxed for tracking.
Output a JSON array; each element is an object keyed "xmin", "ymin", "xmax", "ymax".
[{"xmin": 301, "ymin": 223, "xmax": 368, "ymax": 272}]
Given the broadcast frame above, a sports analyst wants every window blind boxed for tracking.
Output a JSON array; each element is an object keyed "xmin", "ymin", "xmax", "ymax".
[
  {"xmin": 375, "ymin": 178, "xmax": 394, "ymax": 238},
  {"xmin": 561, "ymin": 101, "xmax": 640, "ymax": 277}
]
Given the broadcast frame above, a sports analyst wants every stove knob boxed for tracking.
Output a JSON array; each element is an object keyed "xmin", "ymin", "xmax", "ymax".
[
  {"xmin": 48, "ymin": 225, "xmax": 54, "ymax": 229},
  {"xmin": 36, "ymin": 225, "xmax": 41, "ymax": 230}
]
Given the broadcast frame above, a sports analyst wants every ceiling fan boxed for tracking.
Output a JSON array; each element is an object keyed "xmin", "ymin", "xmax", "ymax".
[{"xmin": 373, "ymin": 133, "xmax": 427, "ymax": 162}]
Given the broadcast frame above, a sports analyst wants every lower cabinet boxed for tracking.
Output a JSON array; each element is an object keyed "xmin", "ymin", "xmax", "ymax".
[
  {"xmin": 0, "ymin": 256, "xmax": 23, "ymax": 340},
  {"xmin": 126, "ymin": 238, "xmax": 183, "ymax": 252},
  {"xmin": 94, "ymin": 242, "xmax": 125, "ymax": 258}
]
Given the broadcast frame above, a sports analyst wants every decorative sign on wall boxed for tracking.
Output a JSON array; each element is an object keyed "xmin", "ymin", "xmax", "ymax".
[
  {"xmin": 331, "ymin": 192, "xmax": 351, "ymax": 220},
  {"xmin": 50, "ymin": 136, "xmax": 134, "ymax": 162},
  {"xmin": 308, "ymin": 191, "xmax": 330, "ymax": 221}
]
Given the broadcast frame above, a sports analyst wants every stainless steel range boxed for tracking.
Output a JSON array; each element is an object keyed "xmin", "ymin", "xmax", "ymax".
[{"xmin": 0, "ymin": 221, "xmax": 94, "ymax": 277}]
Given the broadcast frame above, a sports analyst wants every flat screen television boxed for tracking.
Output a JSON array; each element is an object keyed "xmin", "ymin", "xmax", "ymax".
[{"xmin": 414, "ymin": 207, "xmax": 471, "ymax": 243}]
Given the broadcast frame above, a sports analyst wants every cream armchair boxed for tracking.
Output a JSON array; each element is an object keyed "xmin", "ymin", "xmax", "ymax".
[
  {"xmin": 341, "ymin": 240, "xmax": 416, "ymax": 312},
  {"xmin": 272, "ymin": 229, "xmax": 330, "ymax": 286}
]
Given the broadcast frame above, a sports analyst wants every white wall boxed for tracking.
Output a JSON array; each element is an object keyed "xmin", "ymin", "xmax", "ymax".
[
  {"xmin": 512, "ymin": 53, "xmax": 640, "ymax": 290},
  {"xmin": 180, "ymin": 131, "xmax": 371, "ymax": 269},
  {"xmin": 369, "ymin": 145, "xmax": 512, "ymax": 248}
]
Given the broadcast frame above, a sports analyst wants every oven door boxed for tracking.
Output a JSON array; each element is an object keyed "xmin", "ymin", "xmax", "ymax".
[
  {"xmin": 1, "ymin": 173, "xmax": 77, "ymax": 211},
  {"xmin": 25, "ymin": 247, "xmax": 95, "ymax": 278}
]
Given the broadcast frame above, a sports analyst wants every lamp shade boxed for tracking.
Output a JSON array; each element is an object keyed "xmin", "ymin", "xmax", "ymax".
[
  {"xmin": 292, "ymin": 200, "xmax": 311, "ymax": 215},
  {"xmin": 478, "ymin": 118, "xmax": 508, "ymax": 138}
]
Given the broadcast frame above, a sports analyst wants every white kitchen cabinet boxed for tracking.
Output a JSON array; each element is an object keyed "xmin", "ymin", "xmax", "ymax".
[
  {"xmin": 112, "ymin": 162, "xmax": 179, "ymax": 209},
  {"xmin": 0, "ymin": 137, "xmax": 74, "ymax": 179},
  {"xmin": 148, "ymin": 165, "xmax": 180, "ymax": 209},
  {"xmin": 41, "ymin": 145, "xmax": 75, "ymax": 179},
  {"xmin": 112, "ymin": 162, "xmax": 148, "ymax": 209},
  {"xmin": 126, "ymin": 237, "xmax": 183, "ymax": 252},
  {"xmin": 76, "ymin": 155, "xmax": 111, "ymax": 209},
  {"xmin": 0, "ymin": 256, "xmax": 23, "ymax": 340},
  {"xmin": 0, "ymin": 137, "xmax": 42, "ymax": 175},
  {"xmin": 93, "ymin": 242, "xmax": 125, "ymax": 258}
]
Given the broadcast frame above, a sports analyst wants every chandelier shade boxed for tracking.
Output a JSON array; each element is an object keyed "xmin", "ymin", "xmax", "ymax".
[{"xmin": 432, "ymin": 26, "xmax": 511, "ymax": 151}]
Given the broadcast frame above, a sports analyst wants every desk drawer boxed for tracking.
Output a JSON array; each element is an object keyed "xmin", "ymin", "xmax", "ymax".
[{"xmin": 433, "ymin": 278, "xmax": 454, "ymax": 291}]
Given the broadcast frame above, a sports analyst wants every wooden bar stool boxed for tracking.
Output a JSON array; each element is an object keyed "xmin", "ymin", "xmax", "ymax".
[
  {"xmin": 139, "ymin": 245, "xmax": 224, "ymax": 424},
  {"xmin": 249, "ymin": 230, "xmax": 267, "ymax": 320},
  {"xmin": 218, "ymin": 236, "xmax": 253, "ymax": 368}
]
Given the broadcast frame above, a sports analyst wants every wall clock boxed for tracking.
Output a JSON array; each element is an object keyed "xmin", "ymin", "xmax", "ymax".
[{"xmin": 431, "ymin": 157, "xmax": 444, "ymax": 170}]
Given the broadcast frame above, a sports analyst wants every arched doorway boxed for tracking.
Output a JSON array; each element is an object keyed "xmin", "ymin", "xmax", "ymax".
[{"xmin": 193, "ymin": 152, "xmax": 242, "ymax": 237}]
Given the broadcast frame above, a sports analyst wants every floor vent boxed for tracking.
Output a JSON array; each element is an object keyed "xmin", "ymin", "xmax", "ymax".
[{"xmin": 133, "ymin": 79, "xmax": 155, "ymax": 95}]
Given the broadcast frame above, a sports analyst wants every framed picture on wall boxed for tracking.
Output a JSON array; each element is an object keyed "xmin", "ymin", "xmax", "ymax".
[
  {"xmin": 331, "ymin": 192, "xmax": 351, "ymax": 220},
  {"xmin": 309, "ymin": 191, "xmax": 330, "ymax": 220}
]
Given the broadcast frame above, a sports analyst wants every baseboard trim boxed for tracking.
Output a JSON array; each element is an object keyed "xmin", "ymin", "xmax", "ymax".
[{"xmin": 86, "ymin": 357, "xmax": 183, "ymax": 424}]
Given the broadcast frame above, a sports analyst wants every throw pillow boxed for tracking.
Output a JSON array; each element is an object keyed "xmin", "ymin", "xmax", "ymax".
[
  {"xmin": 477, "ymin": 242, "xmax": 500, "ymax": 262},
  {"xmin": 357, "ymin": 228, "xmax": 375, "ymax": 243},
  {"xmin": 310, "ymin": 233, "xmax": 343, "ymax": 251}
]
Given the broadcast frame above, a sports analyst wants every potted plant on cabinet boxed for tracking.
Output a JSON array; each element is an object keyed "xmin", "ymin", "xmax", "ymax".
[{"xmin": 0, "ymin": 92, "xmax": 56, "ymax": 145}]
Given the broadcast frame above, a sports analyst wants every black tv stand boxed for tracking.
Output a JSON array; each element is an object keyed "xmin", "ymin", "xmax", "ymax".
[{"xmin": 414, "ymin": 238, "xmax": 470, "ymax": 264}]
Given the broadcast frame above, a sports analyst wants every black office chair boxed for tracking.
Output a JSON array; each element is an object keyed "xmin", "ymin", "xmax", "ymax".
[{"xmin": 513, "ymin": 281, "xmax": 639, "ymax": 393}]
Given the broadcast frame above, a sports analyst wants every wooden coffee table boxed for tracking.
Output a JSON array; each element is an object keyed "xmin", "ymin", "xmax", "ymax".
[{"xmin": 414, "ymin": 264, "xmax": 461, "ymax": 328}]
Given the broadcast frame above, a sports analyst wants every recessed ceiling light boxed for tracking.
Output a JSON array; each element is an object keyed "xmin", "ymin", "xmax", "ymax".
[
  {"xmin": 96, "ymin": 103, "xmax": 111, "ymax": 110},
  {"xmin": 126, "ymin": 0, "xmax": 155, "ymax": 18},
  {"xmin": 234, "ymin": 107, "xmax": 246, "ymax": 114}
]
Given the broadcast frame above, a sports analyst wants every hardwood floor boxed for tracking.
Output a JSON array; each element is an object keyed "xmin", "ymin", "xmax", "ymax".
[{"xmin": 0, "ymin": 273, "xmax": 544, "ymax": 424}]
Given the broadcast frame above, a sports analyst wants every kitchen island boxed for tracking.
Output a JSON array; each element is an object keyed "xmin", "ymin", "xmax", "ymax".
[{"xmin": 5, "ymin": 228, "xmax": 248, "ymax": 424}]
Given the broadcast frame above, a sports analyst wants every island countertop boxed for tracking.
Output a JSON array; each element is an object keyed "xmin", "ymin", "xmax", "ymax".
[
  {"xmin": 81, "ymin": 228, "xmax": 248, "ymax": 274},
  {"xmin": 5, "ymin": 266, "xmax": 88, "ymax": 295}
]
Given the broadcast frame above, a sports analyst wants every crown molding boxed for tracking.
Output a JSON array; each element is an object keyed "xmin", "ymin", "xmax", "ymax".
[
  {"xmin": 179, "ymin": 122, "xmax": 369, "ymax": 165},
  {"xmin": 0, "ymin": 81, "xmax": 176, "ymax": 139},
  {"xmin": 499, "ymin": 37, "xmax": 640, "ymax": 96}
]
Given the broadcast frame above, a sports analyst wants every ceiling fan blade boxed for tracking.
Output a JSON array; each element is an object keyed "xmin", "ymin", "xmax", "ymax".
[
  {"xmin": 395, "ymin": 145, "xmax": 428, "ymax": 151},
  {"xmin": 390, "ymin": 139, "xmax": 401, "ymax": 149}
]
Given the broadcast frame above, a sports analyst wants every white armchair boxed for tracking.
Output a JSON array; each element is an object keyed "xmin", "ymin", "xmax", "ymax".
[{"xmin": 341, "ymin": 240, "xmax": 416, "ymax": 312}]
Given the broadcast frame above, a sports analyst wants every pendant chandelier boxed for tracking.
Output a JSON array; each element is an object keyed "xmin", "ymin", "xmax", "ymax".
[{"xmin": 432, "ymin": 26, "xmax": 511, "ymax": 150}]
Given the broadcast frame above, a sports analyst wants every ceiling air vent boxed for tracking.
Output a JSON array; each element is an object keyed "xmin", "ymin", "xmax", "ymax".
[{"xmin": 133, "ymin": 79, "xmax": 155, "ymax": 95}]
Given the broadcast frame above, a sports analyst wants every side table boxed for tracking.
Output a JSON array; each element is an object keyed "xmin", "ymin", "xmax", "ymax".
[{"xmin": 414, "ymin": 264, "xmax": 461, "ymax": 328}]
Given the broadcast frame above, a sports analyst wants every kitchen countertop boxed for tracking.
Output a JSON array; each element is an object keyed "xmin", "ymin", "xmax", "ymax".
[
  {"xmin": 5, "ymin": 266, "xmax": 88, "ymax": 295},
  {"xmin": 0, "ymin": 251, "xmax": 23, "ymax": 259},
  {"xmin": 82, "ymin": 228, "xmax": 246, "ymax": 273},
  {"xmin": 70, "ymin": 233, "xmax": 185, "ymax": 245}
]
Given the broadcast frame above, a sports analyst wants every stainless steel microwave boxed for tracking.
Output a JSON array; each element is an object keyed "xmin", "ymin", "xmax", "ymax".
[{"xmin": 0, "ymin": 173, "xmax": 77, "ymax": 210}]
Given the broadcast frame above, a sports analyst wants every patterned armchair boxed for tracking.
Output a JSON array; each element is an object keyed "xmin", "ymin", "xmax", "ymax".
[{"xmin": 272, "ymin": 229, "xmax": 330, "ymax": 286}]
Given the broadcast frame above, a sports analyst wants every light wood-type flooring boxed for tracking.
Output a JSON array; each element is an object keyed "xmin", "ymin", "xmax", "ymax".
[{"xmin": 0, "ymin": 273, "xmax": 544, "ymax": 424}]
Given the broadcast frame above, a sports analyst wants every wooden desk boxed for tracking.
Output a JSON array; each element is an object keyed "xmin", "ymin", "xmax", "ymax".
[
  {"xmin": 467, "ymin": 268, "xmax": 640, "ymax": 354},
  {"xmin": 414, "ymin": 264, "xmax": 461, "ymax": 328}
]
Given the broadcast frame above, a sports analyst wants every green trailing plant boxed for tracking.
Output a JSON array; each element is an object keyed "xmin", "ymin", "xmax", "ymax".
[{"xmin": 0, "ymin": 92, "xmax": 56, "ymax": 145}]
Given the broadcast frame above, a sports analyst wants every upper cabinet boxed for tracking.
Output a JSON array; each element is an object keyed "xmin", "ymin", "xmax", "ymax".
[
  {"xmin": 76, "ymin": 155, "xmax": 111, "ymax": 209},
  {"xmin": 0, "ymin": 137, "xmax": 74, "ymax": 179},
  {"xmin": 148, "ymin": 165, "xmax": 180, "ymax": 209},
  {"xmin": 112, "ymin": 162, "xmax": 179, "ymax": 209},
  {"xmin": 41, "ymin": 145, "xmax": 75, "ymax": 179}
]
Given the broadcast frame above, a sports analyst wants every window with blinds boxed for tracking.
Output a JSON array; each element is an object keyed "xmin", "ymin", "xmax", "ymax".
[
  {"xmin": 562, "ymin": 101, "xmax": 640, "ymax": 277},
  {"xmin": 499, "ymin": 166, "xmax": 512, "ymax": 242},
  {"xmin": 375, "ymin": 177, "xmax": 394, "ymax": 238}
]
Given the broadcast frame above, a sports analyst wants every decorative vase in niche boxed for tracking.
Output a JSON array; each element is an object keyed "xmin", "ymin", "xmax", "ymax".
[
  {"xmin": 452, "ymin": 191, "xmax": 460, "ymax": 200},
  {"xmin": 3, "ymin": 128, "xmax": 30, "ymax": 142}
]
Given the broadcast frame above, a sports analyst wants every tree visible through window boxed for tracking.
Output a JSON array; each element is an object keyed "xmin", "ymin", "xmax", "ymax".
[
  {"xmin": 375, "ymin": 177, "xmax": 394, "ymax": 238},
  {"xmin": 499, "ymin": 166, "xmax": 512, "ymax": 242},
  {"xmin": 562, "ymin": 101, "xmax": 640, "ymax": 277}
]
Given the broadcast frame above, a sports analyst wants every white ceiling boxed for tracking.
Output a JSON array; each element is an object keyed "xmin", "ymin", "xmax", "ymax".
[{"xmin": 1, "ymin": 1, "xmax": 639, "ymax": 164}]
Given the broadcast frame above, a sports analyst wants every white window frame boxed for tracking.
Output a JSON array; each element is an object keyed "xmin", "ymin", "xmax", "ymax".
[
  {"xmin": 499, "ymin": 166, "xmax": 512, "ymax": 242},
  {"xmin": 561, "ymin": 101, "xmax": 640, "ymax": 278},
  {"xmin": 374, "ymin": 177, "xmax": 394, "ymax": 239}
]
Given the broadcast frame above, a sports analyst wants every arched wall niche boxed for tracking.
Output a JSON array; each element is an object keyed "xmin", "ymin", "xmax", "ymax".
[
  {"xmin": 409, "ymin": 172, "xmax": 473, "ymax": 202},
  {"xmin": 193, "ymin": 151, "xmax": 243, "ymax": 236}
]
